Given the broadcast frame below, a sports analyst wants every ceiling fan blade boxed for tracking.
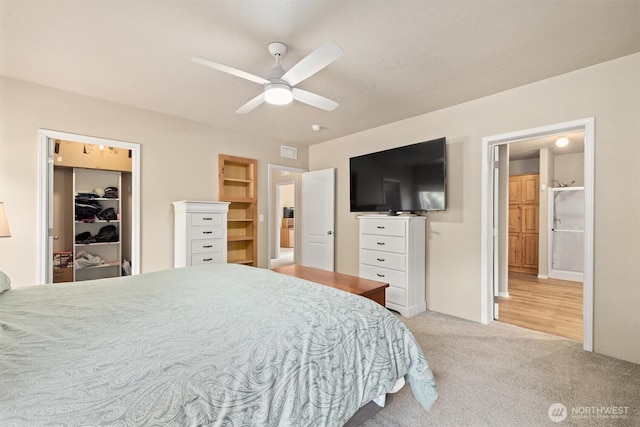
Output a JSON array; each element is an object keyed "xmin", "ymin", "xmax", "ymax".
[
  {"xmin": 191, "ymin": 56, "xmax": 269, "ymax": 85},
  {"xmin": 236, "ymin": 93, "xmax": 265, "ymax": 114},
  {"xmin": 282, "ymin": 41, "xmax": 343, "ymax": 87},
  {"xmin": 292, "ymin": 88, "xmax": 339, "ymax": 111}
]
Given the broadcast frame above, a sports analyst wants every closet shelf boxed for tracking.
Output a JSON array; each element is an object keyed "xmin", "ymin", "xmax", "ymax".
[
  {"xmin": 76, "ymin": 261, "xmax": 120, "ymax": 270},
  {"xmin": 223, "ymin": 178, "xmax": 253, "ymax": 184},
  {"xmin": 227, "ymin": 236, "xmax": 254, "ymax": 242},
  {"xmin": 72, "ymin": 168, "xmax": 122, "ymax": 281},
  {"xmin": 75, "ymin": 241, "xmax": 119, "ymax": 247},
  {"xmin": 224, "ymin": 197, "xmax": 254, "ymax": 203},
  {"xmin": 75, "ymin": 197, "xmax": 120, "ymax": 201},
  {"xmin": 228, "ymin": 258, "xmax": 254, "ymax": 265}
]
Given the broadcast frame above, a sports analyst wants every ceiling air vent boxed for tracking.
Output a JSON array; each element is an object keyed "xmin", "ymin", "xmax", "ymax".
[{"xmin": 280, "ymin": 145, "xmax": 297, "ymax": 159}]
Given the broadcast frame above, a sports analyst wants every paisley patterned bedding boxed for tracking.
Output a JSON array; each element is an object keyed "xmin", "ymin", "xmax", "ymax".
[{"xmin": 0, "ymin": 264, "xmax": 437, "ymax": 426}]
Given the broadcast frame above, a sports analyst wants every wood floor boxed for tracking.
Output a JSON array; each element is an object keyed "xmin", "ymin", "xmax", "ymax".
[{"xmin": 497, "ymin": 272, "xmax": 583, "ymax": 341}]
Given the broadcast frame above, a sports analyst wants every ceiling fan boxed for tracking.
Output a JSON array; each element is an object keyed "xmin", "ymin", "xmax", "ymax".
[{"xmin": 191, "ymin": 41, "xmax": 343, "ymax": 114}]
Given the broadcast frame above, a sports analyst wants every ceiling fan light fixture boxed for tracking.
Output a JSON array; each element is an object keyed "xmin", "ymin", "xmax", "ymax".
[
  {"xmin": 264, "ymin": 83, "xmax": 293, "ymax": 105},
  {"xmin": 193, "ymin": 41, "xmax": 342, "ymax": 113}
]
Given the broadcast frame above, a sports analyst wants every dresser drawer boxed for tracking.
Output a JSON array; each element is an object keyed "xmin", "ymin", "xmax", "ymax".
[
  {"xmin": 360, "ymin": 249, "xmax": 406, "ymax": 271},
  {"xmin": 360, "ymin": 234, "xmax": 406, "ymax": 254},
  {"xmin": 188, "ymin": 225, "xmax": 224, "ymax": 240},
  {"xmin": 191, "ymin": 252, "xmax": 225, "ymax": 265},
  {"xmin": 360, "ymin": 219, "xmax": 406, "ymax": 237},
  {"xmin": 191, "ymin": 238, "xmax": 224, "ymax": 254},
  {"xmin": 191, "ymin": 213, "xmax": 224, "ymax": 226},
  {"xmin": 360, "ymin": 264, "xmax": 406, "ymax": 289},
  {"xmin": 386, "ymin": 286, "xmax": 407, "ymax": 306}
]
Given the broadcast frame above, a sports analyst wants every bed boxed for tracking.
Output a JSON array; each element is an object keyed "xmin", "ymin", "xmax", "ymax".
[{"xmin": 0, "ymin": 263, "xmax": 437, "ymax": 426}]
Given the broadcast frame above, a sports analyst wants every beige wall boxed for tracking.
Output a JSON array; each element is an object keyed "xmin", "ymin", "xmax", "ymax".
[
  {"xmin": 554, "ymin": 152, "xmax": 584, "ymax": 186},
  {"xmin": 509, "ymin": 158, "xmax": 539, "ymax": 175},
  {"xmin": 0, "ymin": 77, "xmax": 308, "ymax": 286},
  {"xmin": 280, "ymin": 184, "xmax": 295, "ymax": 208},
  {"xmin": 309, "ymin": 54, "xmax": 640, "ymax": 364}
]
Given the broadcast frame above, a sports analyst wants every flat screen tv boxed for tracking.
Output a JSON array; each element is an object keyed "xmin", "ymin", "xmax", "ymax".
[{"xmin": 349, "ymin": 137, "xmax": 446, "ymax": 213}]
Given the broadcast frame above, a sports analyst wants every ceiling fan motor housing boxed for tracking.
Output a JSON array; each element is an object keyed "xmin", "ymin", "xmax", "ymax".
[{"xmin": 266, "ymin": 64, "xmax": 286, "ymax": 80}]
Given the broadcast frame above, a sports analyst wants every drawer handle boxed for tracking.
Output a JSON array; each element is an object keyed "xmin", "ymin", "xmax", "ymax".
[
  {"xmin": 203, "ymin": 231, "xmax": 213, "ymax": 234},
  {"xmin": 203, "ymin": 245, "xmax": 213, "ymax": 248},
  {"xmin": 377, "ymin": 226, "xmax": 385, "ymax": 229},
  {"xmin": 203, "ymin": 258, "xmax": 213, "ymax": 262},
  {"xmin": 377, "ymin": 242, "xmax": 385, "ymax": 245},
  {"xmin": 376, "ymin": 273, "xmax": 386, "ymax": 278},
  {"xmin": 377, "ymin": 258, "xmax": 385, "ymax": 262},
  {"xmin": 202, "ymin": 217, "xmax": 213, "ymax": 221}
]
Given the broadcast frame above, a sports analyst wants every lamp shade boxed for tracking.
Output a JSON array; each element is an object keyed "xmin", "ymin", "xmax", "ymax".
[{"xmin": 0, "ymin": 202, "xmax": 11, "ymax": 237}]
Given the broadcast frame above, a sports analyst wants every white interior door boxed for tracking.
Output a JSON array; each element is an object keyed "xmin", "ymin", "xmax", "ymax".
[
  {"xmin": 492, "ymin": 146, "xmax": 500, "ymax": 318},
  {"xmin": 45, "ymin": 137, "xmax": 55, "ymax": 284},
  {"xmin": 274, "ymin": 185, "xmax": 282, "ymax": 260},
  {"xmin": 301, "ymin": 168, "xmax": 335, "ymax": 271}
]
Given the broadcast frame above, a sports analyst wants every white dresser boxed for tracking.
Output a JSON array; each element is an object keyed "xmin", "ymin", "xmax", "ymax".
[
  {"xmin": 358, "ymin": 215, "xmax": 426, "ymax": 317},
  {"xmin": 173, "ymin": 201, "xmax": 229, "ymax": 267}
]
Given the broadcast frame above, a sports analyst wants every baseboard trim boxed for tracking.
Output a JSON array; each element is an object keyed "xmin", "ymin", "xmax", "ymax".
[{"xmin": 549, "ymin": 270, "xmax": 583, "ymax": 282}]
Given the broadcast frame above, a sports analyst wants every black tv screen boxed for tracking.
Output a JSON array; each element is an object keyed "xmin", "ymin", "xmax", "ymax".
[{"xmin": 349, "ymin": 137, "xmax": 446, "ymax": 213}]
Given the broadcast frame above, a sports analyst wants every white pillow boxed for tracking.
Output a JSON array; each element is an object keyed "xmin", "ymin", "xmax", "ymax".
[{"xmin": 0, "ymin": 271, "xmax": 10, "ymax": 293}]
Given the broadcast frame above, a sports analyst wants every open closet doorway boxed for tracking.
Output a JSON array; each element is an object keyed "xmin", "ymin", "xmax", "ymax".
[
  {"xmin": 268, "ymin": 165, "xmax": 304, "ymax": 269},
  {"xmin": 38, "ymin": 130, "xmax": 140, "ymax": 285},
  {"xmin": 481, "ymin": 118, "xmax": 594, "ymax": 352},
  {"xmin": 274, "ymin": 183, "xmax": 295, "ymax": 267},
  {"xmin": 499, "ymin": 131, "xmax": 585, "ymax": 342}
]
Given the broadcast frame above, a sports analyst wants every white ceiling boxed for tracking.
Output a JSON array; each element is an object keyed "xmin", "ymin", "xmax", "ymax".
[
  {"xmin": 1, "ymin": 1, "xmax": 638, "ymax": 146},
  {"xmin": 509, "ymin": 131, "xmax": 585, "ymax": 160}
]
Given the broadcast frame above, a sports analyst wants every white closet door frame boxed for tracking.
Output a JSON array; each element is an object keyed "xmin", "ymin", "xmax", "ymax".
[
  {"xmin": 481, "ymin": 117, "xmax": 594, "ymax": 352},
  {"xmin": 37, "ymin": 129, "xmax": 141, "ymax": 284}
]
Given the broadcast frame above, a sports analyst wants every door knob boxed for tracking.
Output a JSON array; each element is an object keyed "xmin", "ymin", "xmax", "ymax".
[{"xmin": 327, "ymin": 231, "xmax": 333, "ymax": 235}]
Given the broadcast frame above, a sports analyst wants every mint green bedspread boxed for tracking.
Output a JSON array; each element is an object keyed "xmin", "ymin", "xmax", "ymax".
[{"xmin": 0, "ymin": 264, "xmax": 437, "ymax": 426}]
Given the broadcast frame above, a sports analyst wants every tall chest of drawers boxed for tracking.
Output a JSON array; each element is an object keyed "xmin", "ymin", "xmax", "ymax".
[
  {"xmin": 358, "ymin": 216, "xmax": 426, "ymax": 317},
  {"xmin": 173, "ymin": 201, "xmax": 229, "ymax": 267}
]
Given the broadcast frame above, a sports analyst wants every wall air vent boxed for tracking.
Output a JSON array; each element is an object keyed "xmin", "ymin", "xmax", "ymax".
[{"xmin": 280, "ymin": 145, "xmax": 297, "ymax": 159}]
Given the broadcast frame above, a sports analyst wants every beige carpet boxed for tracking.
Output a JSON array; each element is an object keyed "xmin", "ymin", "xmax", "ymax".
[{"xmin": 364, "ymin": 311, "xmax": 640, "ymax": 426}]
